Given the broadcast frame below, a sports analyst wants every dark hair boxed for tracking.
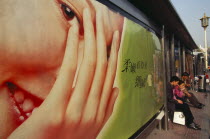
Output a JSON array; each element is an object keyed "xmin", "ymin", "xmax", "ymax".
[
  {"xmin": 170, "ymin": 76, "xmax": 180, "ymax": 82},
  {"xmin": 178, "ymin": 80, "xmax": 184, "ymax": 85},
  {"xmin": 182, "ymin": 72, "xmax": 189, "ymax": 77}
]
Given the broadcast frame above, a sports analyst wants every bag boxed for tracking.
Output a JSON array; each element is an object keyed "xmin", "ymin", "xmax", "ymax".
[
  {"xmin": 206, "ymin": 79, "xmax": 209, "ymax": 83},
  {"xmin": 173, "ymin": 111, "xmax": 185, "ymax": 125}
]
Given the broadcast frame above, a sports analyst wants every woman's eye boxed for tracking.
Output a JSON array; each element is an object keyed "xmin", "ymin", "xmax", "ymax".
[{"xmin": 60, "ymin": 4, "xmax": 75, "ymax": 21}]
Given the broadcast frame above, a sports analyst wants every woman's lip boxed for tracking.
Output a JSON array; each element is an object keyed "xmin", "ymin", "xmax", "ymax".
[
  {"xmin": 9, "ymin": 95, "xmax": 27, "ymax": 124},
  {"xmin": 6, "ymin": 82, "xmax": 43, "ymax": 106},
  {"xmin": 6, "ymin": 82, "xmax": 45, "ymax": 101},
  {"xmin": 6, "ymin": 82, "xmax": 43, "ymax": 124},
  {"xmin": 13, "ymin": 75, "xmax": 56, "ymax": 100}
]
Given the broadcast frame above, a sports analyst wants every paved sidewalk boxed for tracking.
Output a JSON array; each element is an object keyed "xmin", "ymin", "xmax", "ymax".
[{"xmin": 147, "ymin": 87, "xmax": 210, "ymax": 139}]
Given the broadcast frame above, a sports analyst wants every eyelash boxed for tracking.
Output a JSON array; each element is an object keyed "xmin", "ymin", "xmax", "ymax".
[{"xmin": 60, "ymin": 3, "xmax": 76, "ymax": 21}]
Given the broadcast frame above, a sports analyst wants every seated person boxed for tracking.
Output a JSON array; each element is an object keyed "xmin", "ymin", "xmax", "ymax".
[
  {"xmin": 181, "ymin": 72, "xmax": 191, "ymax": 90},
  {"xmin": 167, "ymin": 76, "xmax": 180, "ymax": 121},
  {"xmin": 181, "ymin": 72, "xmax": 205, "ymax": 108},
  {"xmin": 167, "ymin": 77, "xmax": 201, "ymax": 130},
  {"xmin": 173, "ymin": 80, "xmax": 189, "ymax": 103}
]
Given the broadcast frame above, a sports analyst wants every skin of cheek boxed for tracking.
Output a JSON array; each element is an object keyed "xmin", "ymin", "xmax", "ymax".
[
  {"xmin": 0, "ymin": 19, "xmax": 67, "ymax": 71},
  {"xmin": 0, "ymin": 0, "xmax": 67, "ymax": 71}
]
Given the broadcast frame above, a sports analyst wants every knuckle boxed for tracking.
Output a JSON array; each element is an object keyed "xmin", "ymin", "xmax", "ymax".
[
  {"xmin": 94, "ymin": 121, "xmax": 102, "ymax": 129},
  {"xmin": 96, "ymin": 115, "xmax": 104, "ymax": 125},
  {"xmin": 99, "ymin": 59, "xmax": 108, "ymax": 68},
  {"xmin": 68, "ymin": 64, "xmax": 77, "ymax": 73},
  {"xmin": 65, "ymin": 111, "xmax": 81, "ymax": 126},
  {"xmin": 60, "ymin": 62, "xmax": 77, "ymax": 74},
  {"xmin": 109, "ymin": 56, "xmax": 117, "ymax": 64},
  {"xmin": 48, "ymin": 113, "xmax": 63, "ymax": 127},
  {"xmin": 65, "ymin": 118, "xmax": 80, "ymax": 127},
  {"xmin": 68, "ymin": 60, "xmax": 77, "ymax": 70},
  {"xmin": 84, "ymin": 58, "xmax": 96, "ymax": 68},
  {"xmin": 81, "ymin": 116, "xmax": 95, "ymax": 125},
  {"xmin": 109, "ymin": 59, "xmax": 117, "ymax": 68}
]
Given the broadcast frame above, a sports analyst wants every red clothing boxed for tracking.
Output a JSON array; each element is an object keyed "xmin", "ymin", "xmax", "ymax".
[{"xmin": 173, "ymin": 85, "xmax": 184, "ymax": 99}]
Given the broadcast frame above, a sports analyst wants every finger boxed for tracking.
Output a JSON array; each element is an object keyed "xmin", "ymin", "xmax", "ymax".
[
  {"xmin": 66, "ymin": 8, "xmax": 96, "ymax": 122},
  {"xmin": 86, "ymin": 0, "xmax": 96, "ymax": 20},
  {"xmin": 100, "ymin": 4, "xmax": 112, "ymax": 45},
  {"xmin": 103, "ymin": 88, "xmax": 119, "ymax": 124},
  {"xmin": 40, "ymin": 18, "xmax": 79, "ymax": 113},
  {"xmin": 97, "ymin": 30, "xmax": 120, "ymax": 123},
  {"xmin": 82, "ymin": 7, "xmax": 107, "ymax": 123},
  {"xmin": 90, "ymin": 0, "xmax": 112, "ymax": 43}
]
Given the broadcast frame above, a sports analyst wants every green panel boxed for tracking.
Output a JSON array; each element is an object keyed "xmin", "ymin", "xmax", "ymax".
[{"xmin": 98, "ymin": 19, "xmax": 164, "ymax": 139}]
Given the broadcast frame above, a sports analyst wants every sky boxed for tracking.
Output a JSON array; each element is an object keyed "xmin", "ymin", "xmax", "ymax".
[{"xmin": 170, "ymin": 0, "xmax": 210, "ymax": 48}]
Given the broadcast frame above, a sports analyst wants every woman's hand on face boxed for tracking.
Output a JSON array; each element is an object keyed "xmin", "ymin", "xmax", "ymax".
[
  {"xmin": 60, "ymin": 7, "xmax": 120, "ymax": 138},
  {"xmin": 9, "ymin": 7, "xmax": 120, "ymax": 139}
]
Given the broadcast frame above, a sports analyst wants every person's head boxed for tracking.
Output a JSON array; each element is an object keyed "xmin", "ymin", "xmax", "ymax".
[
  {"xmin": 0, "ymin": 1, "xmax": 124, "ymax": 138},
  {"xmin": 181, "ymin": 72, "xmax": 189, "ymax": 80},
  {"xmin": 170, "ymin": 76, "xmax": 180, "ymax": 86},
  {"xmin": 178, "ymin": 80, "xmax": 185, "ymax": 90}
]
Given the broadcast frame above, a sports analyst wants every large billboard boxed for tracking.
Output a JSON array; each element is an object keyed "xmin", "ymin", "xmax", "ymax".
[{"xmin": 0, "ymin": 0, "xmax": 163, "ymax": 138}]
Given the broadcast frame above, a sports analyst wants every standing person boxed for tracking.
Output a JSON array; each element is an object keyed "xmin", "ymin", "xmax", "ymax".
[
  {"xmin": 167, "ymin": 76, "xmax": 200, "ymax": 130},
  {"xmin": 181, "ymin": 72, "xmax": 205, "ymax": 108},
  {"xmin": 205, "ymin": 72, "xmax": 209, "ymax": 79},
  {"xmin": 205, "ymin": 72, "xmax": 209, "ymax": 85}
]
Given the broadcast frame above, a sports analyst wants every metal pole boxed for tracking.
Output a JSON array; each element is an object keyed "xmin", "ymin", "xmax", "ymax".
[
  {"xmin": 162, "ymin": 26, "xmax": 168, "ymax": 130},
  {"xmin": 178, "ymin": 41, "xmax": 181, "ymax": 76},
  {"xmin": 194, "ymin": 56, "xmax": 197, "ymax": 76},
  {"xmin": 171, "ymin": 35, "xmax": 175, "ymax": 76},
  {"xmin": 182, "ymin": 47, "xmax": 186, "ymax": 72},
  {"xmin": 166, "ymin": 39, "xmax": 171, "ymax": 82},
  {"xmin": 204, "ymin": 28, "xmax": 208, "ymax": 70}
]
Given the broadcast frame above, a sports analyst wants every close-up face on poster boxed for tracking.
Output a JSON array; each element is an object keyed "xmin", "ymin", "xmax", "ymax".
[{"xmin": 0, "ymin": 0, "xmax": 163, "ymax": 138}]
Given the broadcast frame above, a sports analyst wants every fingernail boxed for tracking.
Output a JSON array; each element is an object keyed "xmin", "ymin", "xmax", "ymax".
[
  {"xmin": 96, "ymin": 9, "xmax": 102, "ymax": 23},
  {"xmin": 83, "ymin": 8, "xmax": 91, "ymax": 20}
]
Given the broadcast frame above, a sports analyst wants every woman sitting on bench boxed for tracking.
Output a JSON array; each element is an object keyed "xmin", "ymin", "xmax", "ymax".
[{"xmin": 167, "ymin": 77, "xmax": 201, "ymax": 130}]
